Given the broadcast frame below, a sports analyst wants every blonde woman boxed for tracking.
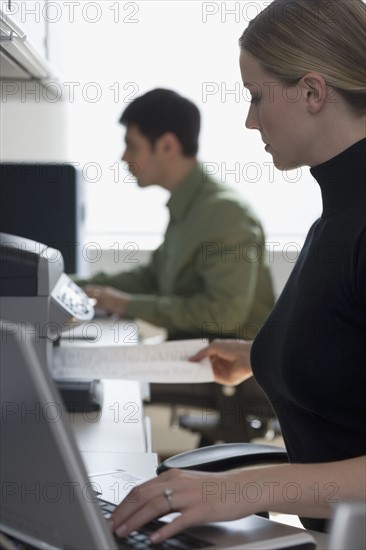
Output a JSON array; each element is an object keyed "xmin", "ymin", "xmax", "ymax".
[{"xmin": 110, "ymin": 0, "xmax": 366, "ymax": 543}]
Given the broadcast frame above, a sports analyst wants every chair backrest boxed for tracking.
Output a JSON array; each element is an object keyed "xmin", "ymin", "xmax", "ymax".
[{"xmin": 157, "ymin": 442, "xmax": 288, "ymax": 474}]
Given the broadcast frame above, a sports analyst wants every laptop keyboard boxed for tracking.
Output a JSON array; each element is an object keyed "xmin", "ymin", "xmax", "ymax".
[{"xmin": 98, "ymin": 499, "xmax": 210, "ymax": 549}]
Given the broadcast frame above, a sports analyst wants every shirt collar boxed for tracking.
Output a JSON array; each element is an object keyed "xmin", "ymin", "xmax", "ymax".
[
  {"xmin": 166, "ymin": 163, "xmax": 203, "ymax": 222},
  {"xmin": 310, "ymin": 138, "xmax": 366, "ymax": 217}
]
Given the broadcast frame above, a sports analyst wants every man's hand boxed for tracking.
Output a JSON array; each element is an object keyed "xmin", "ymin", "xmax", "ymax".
[{"xmin": 83, "ymin": 285, "xmax": 131, "ymax": 317}]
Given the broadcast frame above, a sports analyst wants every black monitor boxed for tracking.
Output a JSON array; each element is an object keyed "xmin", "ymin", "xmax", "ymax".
[{"xmin": 0, "ymin": 163, "xmax": 85, "ymax": 275}]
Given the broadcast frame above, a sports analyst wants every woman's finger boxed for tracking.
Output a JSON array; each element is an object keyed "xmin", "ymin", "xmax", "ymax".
[
  {"xmin": 113, "ymin": 493, "xmax": 173, "ymax": 539},
  {"xmin": 149, "ymin": 509, "xmax": 203, "ymax": 544},
  {"xmin": 189, "ymin": 345, "xmax": 216, "ymax": 362},
  {"xmin": 110, "ymin": 470, "xmax": 178, "ymax": 529}
]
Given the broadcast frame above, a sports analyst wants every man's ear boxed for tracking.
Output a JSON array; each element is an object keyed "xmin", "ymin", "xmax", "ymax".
[
  {"xmin": 300, "ymin": 72, "xmax": 328, "ymax": 114},
  {"xmin": 156, "ymin": 132, "xmax": 181, "ymax": 155}
]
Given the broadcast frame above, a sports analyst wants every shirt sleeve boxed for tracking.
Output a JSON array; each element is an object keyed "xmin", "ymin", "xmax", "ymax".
[{"xmin": 75, "ymin": 247, "xmax": 161, "ymax": 294}]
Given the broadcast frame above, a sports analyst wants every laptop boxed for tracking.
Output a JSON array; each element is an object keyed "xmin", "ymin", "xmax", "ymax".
[{"xmin": 0, "ymin": 321, "xmax": 317, "ymax": 549}]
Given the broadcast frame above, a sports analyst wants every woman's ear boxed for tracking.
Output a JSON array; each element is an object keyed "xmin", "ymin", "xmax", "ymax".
[{"xmin": 300, "ymin": 72, "xmax": 328, "ymax": 114}]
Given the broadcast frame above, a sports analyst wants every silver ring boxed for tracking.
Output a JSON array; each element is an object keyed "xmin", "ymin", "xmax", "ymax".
[{"xmin": 164, "ymin": 488, "xmax": 173, "ymax": 512}]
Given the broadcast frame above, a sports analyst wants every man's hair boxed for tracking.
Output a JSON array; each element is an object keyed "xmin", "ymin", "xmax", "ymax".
[{"xmin": 120, "ymin": 89, "xmax": 200, "ymax": 156}]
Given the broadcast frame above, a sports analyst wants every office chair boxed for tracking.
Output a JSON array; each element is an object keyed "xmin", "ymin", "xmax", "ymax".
[
  {"xmin": 150, "ymin": 377, "xmax": 280, "ymax": 447},
  {"xmin": 157, "ymin": 441, "xmax": 288, "ymax": 474}
]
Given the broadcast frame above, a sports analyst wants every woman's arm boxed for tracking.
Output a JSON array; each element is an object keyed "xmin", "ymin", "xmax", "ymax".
[{"xmin": 110, "ymin": 455, "xmax": 366, "ymax": 544}]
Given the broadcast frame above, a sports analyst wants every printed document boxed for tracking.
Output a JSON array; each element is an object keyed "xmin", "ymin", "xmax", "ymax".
[{"xmin": 52, "ymin": 340, "xmax": 214, "ymax": 383}]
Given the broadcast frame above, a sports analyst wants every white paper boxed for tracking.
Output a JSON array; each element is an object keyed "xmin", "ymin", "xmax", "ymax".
[{"xmin": 52, "ymin": 339, "xmax": 214, "ymax": 383}]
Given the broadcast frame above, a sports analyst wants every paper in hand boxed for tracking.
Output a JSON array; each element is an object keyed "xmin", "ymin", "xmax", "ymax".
[{"xmin": 52, "ymin": 339, "xmax": 214, "ymax": 383}]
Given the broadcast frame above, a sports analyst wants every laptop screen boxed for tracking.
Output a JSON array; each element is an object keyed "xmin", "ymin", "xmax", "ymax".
[{"xmin": 0, "ymin": 321, "xmax": 117, "ymax": 550}]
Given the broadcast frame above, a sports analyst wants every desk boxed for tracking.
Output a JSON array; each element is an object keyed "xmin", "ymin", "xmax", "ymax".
[
  {"xmin": 70, "ymin": 380, "xmax": 159, "ymax": 514},
  {"xmin": 69, "ymin": 379, "xmax": 148, "ymax": 454},
  {"xmin": 60, "ymin": 317, "xmax": 140, "ymax": 346},
  {"xmin": 61, "ymin": 319, "xmax": 149, "ymax": 453},
  {"xmin": 62, "ymin": 319, "xmax": 158, "ymax": 478}
]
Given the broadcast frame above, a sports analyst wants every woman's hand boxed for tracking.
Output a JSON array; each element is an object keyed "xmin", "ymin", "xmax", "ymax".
[
  {"xmin": 190, "ymin": 340, "xmax": 253, "ymax": 385},
  {"xmin": 110, "ymin": 469, "xmax": 257, "ymax": 544}
]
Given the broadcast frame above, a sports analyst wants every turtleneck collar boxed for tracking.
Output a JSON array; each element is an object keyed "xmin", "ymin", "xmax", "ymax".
[{"xmin": 310, "ymin": 138, "xmax": 366, "ymax": 218}]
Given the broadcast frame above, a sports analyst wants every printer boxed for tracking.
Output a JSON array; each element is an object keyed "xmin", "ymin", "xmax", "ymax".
[{"xmin": 0, "ymin": 232, "xmax": 101, "ymax": 409}]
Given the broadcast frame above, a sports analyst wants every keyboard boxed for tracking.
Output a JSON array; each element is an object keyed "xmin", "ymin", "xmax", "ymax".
[{"xmin": 98, "ymin": 499, "xmax": 210, "ymax": 549}]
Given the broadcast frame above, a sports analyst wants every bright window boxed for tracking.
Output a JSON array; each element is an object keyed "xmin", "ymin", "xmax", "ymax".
[{"xmin": 50, "ymin": 1, "xmax": 322, "ymax": 250}]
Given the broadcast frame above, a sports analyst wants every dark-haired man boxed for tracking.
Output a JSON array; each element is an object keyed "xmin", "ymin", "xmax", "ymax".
[{"xmin": 79, "ymin": 88, "xmax": 274, "ymax": 341}]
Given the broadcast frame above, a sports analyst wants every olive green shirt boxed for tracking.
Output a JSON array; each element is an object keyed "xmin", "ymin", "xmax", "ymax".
[{"xmin": 79, "ymin": 164, "xmax": 275, "ymax": 340}]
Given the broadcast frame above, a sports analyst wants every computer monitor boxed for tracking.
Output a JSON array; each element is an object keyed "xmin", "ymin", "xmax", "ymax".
[{"xmin": 0, "ymin": 163, "xmax": 86, "ymax": 275}]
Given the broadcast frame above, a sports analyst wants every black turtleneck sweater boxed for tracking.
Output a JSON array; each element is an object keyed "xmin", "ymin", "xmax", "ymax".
[{"xmin": 251, "ymin": 139, "xmax": 366, "ymax": 531}]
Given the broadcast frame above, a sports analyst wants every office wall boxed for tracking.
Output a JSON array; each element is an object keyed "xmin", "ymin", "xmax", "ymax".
[
  {"xmin": 0, "ymin": 86, "xmax": 67, "ymax": 162},
  {"xmin": 1, "ymin": 0, "xmax": 67, "ymax": 162}
]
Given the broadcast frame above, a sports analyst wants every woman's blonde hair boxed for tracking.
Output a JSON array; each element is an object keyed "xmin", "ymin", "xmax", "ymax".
[{"xmin": 239, "ymin": 0, "xmax": 366, "ymax": 114}]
